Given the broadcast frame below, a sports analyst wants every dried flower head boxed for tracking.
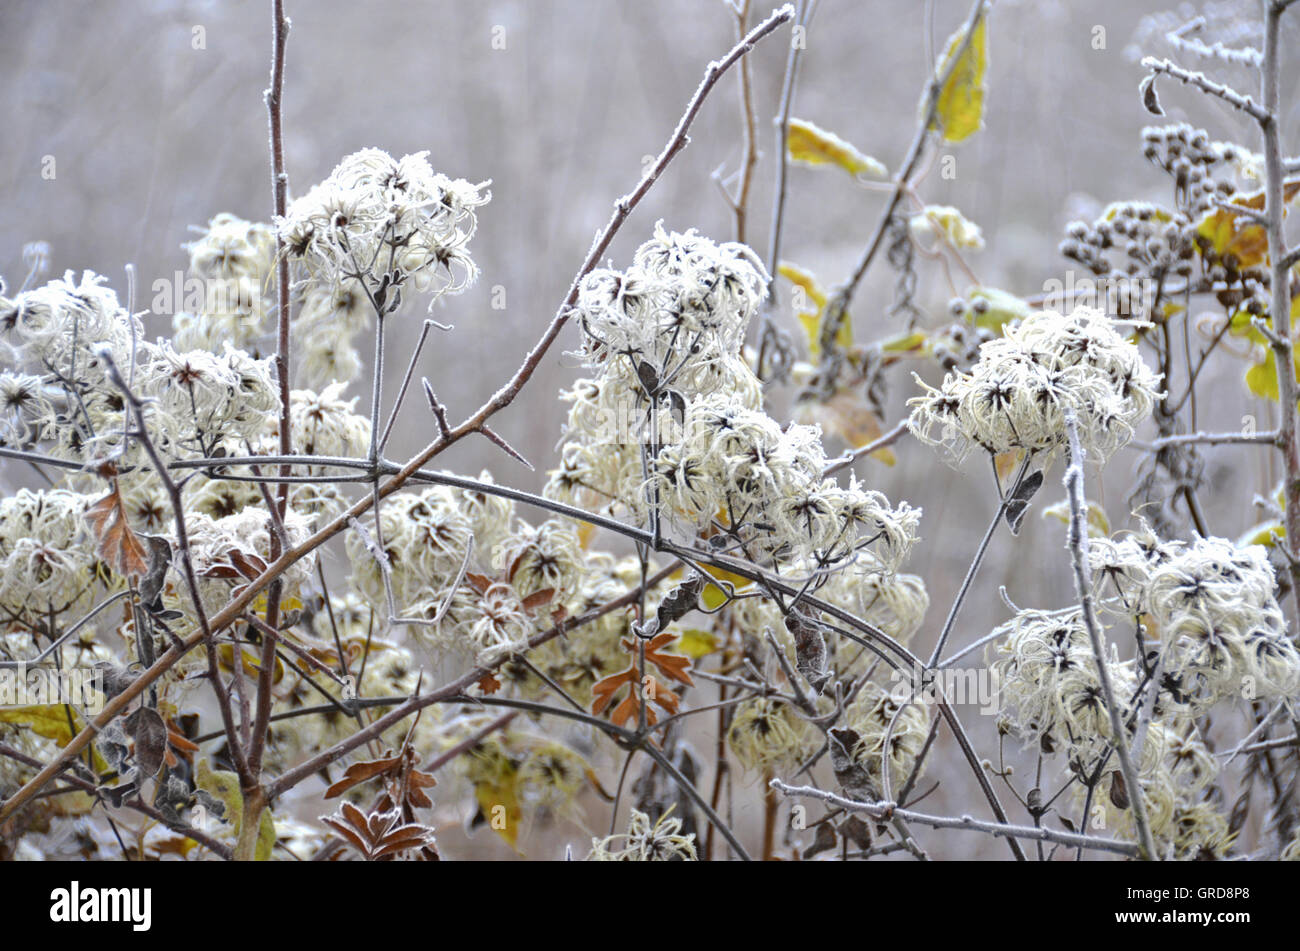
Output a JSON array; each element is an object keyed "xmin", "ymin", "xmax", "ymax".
[
  {"xmin": 909, "ymin": 306, "xmax": 1161, "ymax": 465},
  {"xmin": 587, "ymin": 806, "xmax": 697, "ymax": 861},
  {"xmin": 279, "ymin": 148, "xmax": 490, "ymax": 299}
]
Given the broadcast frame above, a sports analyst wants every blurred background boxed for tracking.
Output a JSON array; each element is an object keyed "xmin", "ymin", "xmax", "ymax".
[{"xmin": 2, "ymin": 0, "xmax": 1297, "ymax": 859}]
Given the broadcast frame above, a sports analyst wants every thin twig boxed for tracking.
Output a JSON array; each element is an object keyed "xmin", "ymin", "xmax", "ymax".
[
  {"xmin": 771, "ymin": 779, "xmax": 1140, "ymax": 857},
  {"xmin": 1140, "ymin": 56, "xmax": 1271, "ymax": 123},
  {"xmin": 1063, "ymin": 412, "xmax": 1157, "ymax": 860}
]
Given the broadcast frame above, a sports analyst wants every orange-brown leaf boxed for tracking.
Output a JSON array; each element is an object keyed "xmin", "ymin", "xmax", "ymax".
[
  {"xmin": 325, "ymin": 753, "xmax": 403, "ymax": 799},
  {"xmin": 591, "ymin": 668, "xmax": 634, "ymax": 716},
  {"xmin": 641, "ymin": 631, "xmax": 695, "ymax": 687},
  {"xmin": 520, "ymin": 588, "xmax": 555, "ymax": 613},
  {"xmin": 86, "ymin": 485, "xmax": 150, "ymax": 579}
]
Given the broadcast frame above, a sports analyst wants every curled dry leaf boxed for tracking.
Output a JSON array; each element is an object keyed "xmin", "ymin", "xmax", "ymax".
[{"xmin": 85, "ymin": 482, "xmax": 150, "ymax": 579}]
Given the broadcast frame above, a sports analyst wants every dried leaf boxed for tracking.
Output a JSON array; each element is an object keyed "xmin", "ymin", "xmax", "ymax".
[
  {"xmin": 1139, "ymin": 74, "xmax": 1164, "ymax": 116},
  {"xmin": 128, "ymin": 707, "xmax": 167, "ymax": 778},
  {"xmin": 465, "ymin": 573, "xmax": 493, "ymax": 595},
  {"xmin": 803, "ymin": 821, "xmax": 839, "ymax": 859},
  {"xmin": 632, "ymin": 630, "xmax": 695, "ymax": 686},
  {"xmin": 796, "ymin": 391, "xmax": 897, "ymax": 466},
  {"xmin": 324, "ymin": 752, "xmax": 403, "ymax": 800},
  {"xmin": 1003, "ymin": 469, "xmax": 1044, "ymax": 536},
  {"xmin": 643, "ymin": 572, "xmax": 704, "ymax": 637},
  {"xmin": 320, "ymin": 802, "xmax": 437, "ymax": 861},
  {"xmin": 137, "ymin": 535, "xmax": 173, "ymax": 608},
  {"xmin": 841, "ymin": 815, "xmax": 874, "ymax": 850},
  {"xmin": 520, "ymin": 587, "xmax": 555, "ymax": 613},
  {"xmin": 828, "ymin": 728, "xmax": 876, "ymax": 802},
  {"xmin": 85, "ymin": 484, "xmax": 150, "ymax": 579},
  {"xmin": 786, "ymin": 609, "xmax": 831, "ymax": 694},
  {"xmin": 1108, "ymin": 769, "xmax": 1131, "ymax": 810}
]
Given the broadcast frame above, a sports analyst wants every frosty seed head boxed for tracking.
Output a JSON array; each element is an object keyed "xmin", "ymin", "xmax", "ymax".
[{"xmin": 908, "ymin": 306, "xmax": 1162, "ymax": 466}]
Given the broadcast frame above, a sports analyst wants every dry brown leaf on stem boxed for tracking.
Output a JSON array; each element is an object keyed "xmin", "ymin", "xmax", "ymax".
[
  {"xmin": 85, "ymin": 481, "xmax": 149, "ymax": 579},
  {"xmin": 320, "ymin": 801, "xmax": 438, "ymax": 861}
]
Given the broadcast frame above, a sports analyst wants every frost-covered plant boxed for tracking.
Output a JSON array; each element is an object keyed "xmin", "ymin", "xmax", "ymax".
[
  {"xmin": 5, "ymin": 0, "xmax": 1300, "ymax": 871},
  {"xmin": 587, "ymin": 807, "xmax": 698, "ymax": 861},
  {"xmin": 909, "ymin": 306, "xmax": 1162, "ymax": 466},
  {"xmin": 278, "ymin": 148, "xmax": 489, "ymax": 299}
]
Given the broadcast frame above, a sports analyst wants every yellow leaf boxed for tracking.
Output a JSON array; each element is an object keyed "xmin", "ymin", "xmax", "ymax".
[
  {"xmin": 1240, "ymin": 520, "xmax": 1285, "ymax": 548},
  {"xmin": 0, "ymin": 704, "xmax": 82, "ymax": 745},
  {"xmin": 217, "ymin": 644, "xmax": 284, "ymax": 685},
  {"xmin": 1196, "ymin": 206, "xmax": 1269, "ymax": 269},
  {"xmin": 0, "ymin": 705, "xmax": 111, "ymax": 775},
  {"xmin": 698, "ymin": 563, "xmax": 755, "ymax": 611},
  {"xmin": 1231, "ymin": 297, "xmax": 1300, "ymax": 403},
  {"xmin": 475, "ymin": 777, "xmax": 523, "ymax": 852},
  {"xmin": 967, "ymin": 286, "xmax": 1030, "ymax": 332},
  {"xmin": 576, "ymin": 521, "xmax": 597, "ymax": 550},
  {"xmin": 881, "ymin": 330, "xmax": 929, "ymax": 354},
  {"xmin": 911, "ymin": 205, "xmax": 984, "ymax": 250},
  {"xmin": 931, "ymin": 12, "xmax": 989, "ymax": 143},
  {"xmin": 993, "ymin": 449, "xmax": 1025, "ymax": 487},
  {"xmin": 1041, "ymin": 500, "xmax": 1111, "ymax": 539},
  {"xmin": 1194, "ymin": 183, "xmax": 1300, "ymax": 268},
  {"xmin": 795, "ymin": 392, "xmax": 897, "ymax": 466},
  {"xmin": 196, "ymin": 759, "xmax": 240, "ymax": 825},
  {"xmin": 674, "ymin": 628, "xmax": 719, "ymax": 660},
  {"xmin": 786, "ymin": 118, "xmax": 887, "ymax": 178},
  {"xmin": 254, "ymin": 807, "xmax": 276, "ymax": 861},
  {"xmin": 780, "ymin": 262, "xmax": 850, "ymax": 362},
  {"xmin": 194, "ymin": 759, "xmax": 277, "ymax": 861},
  {"xmin": 1246, "ymin": 351, "xmax": 1282, "ymax": 400},
  {"xmin": 778, "ymin": 262, "xmax": 828, "ymax": 311}
]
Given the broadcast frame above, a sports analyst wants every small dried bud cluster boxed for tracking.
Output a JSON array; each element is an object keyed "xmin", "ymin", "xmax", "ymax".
[
  {"xmin": 1061, "ymin": 201, "xmax": 1199, "ymax": 287},
  {"xmin": 1140, "ymin": 123, "xmax": 1240, "ymax": 215}
]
